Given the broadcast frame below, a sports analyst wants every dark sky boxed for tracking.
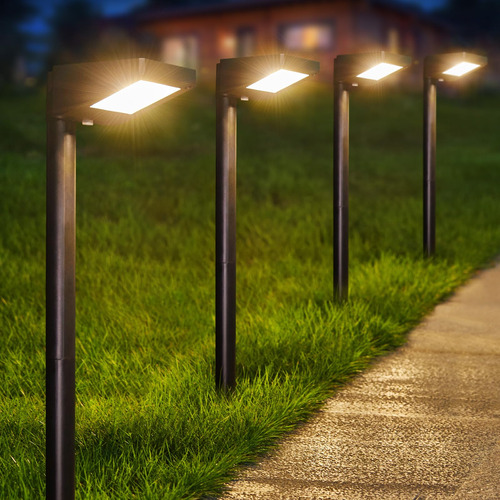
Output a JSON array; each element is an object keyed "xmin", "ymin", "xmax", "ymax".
[
  {"xmin": 22, "ymin": 0, "xmax": 447, "ymax": 37},
  {"xmin": 392, "ymin": 0, "xmax": 446, "ymax": 9},
  {"xmin": 22, "ymin": 0, "xmax": 146, "ymax": 34}
]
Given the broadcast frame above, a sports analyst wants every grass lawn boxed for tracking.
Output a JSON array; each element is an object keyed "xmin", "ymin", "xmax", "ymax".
[{"xmin": 0, "ymin": 81, "xmax": 499, "ymax": 498}]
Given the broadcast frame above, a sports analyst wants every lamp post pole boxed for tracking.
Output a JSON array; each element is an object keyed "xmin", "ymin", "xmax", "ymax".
[
  {"xmin": 215, "ymin": 84, "xmax": 237, "ymax": 391},
  {"xmin": 333, "ymin": 80, "xmax": 349, "ymax": 302},
  {"xmin": 46, "ymin": 104, "xmax": 76, "ymax": 499},
  {"xmin": 332, "ymin": 51, "xmax": 411, "ymax": 301},
  {"xmin": 423, "ymin": 76, "xmax": 437, "ymax": 258},
  {"xmin": 45, "ymin": 58, "xmax": 195, "ymax": 500}
]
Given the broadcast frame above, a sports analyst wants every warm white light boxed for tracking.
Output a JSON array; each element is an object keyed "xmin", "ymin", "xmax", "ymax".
[
  {"xmin": 356, "ymin": 63, "xmax": 403, "ymax": 81},
  {"xmin": 442, "ymin": 62, "xmax": 480, "ymax": 77},
  {"xmin": 90, "ymin": 80, "xmax": 180, "ymax": 114},
  {"xmin": 246, "ymin": 69, "xmax": 309, "ymax": 93}
]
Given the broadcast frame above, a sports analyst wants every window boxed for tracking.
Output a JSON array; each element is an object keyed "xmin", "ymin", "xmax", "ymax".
[
  {"xmin": 279, "ymin": 22, "xmax": 334, "ymax": 51},
  {"xmin": 355, "ymin": 13, "xmax": 383, "ymax": 46},
  {"xmin": 218, "ymin": 32, "xmax": 236, "ymax": 58},
  {"xmin": 236, "ymin": 27, "xmax": 256, "ymax": 57},
  {"xmin": 162, "ymin": 35, "xmax": 198, "ymax": 69},
  {"xmin": 387, "ymin": 27, "xmax": 400, "ymax": 53}
]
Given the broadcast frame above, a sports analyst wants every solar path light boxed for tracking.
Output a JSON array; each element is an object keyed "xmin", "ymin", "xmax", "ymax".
[
  {"xmin": 46, "ymin": 58, "xmax": 195, "ymax": 500},
  {"xmin": 423, "ymin": 52, "xmax": 487, "ymax": 257},
  {"xmin": 216, "ymin": 54, "xmax": 319, "ymax": 390},
  {"xmin": 333, "ymin": 51, "xmax": 411, "ymax": 301}
]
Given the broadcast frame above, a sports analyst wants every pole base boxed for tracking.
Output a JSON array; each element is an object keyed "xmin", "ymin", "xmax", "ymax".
[{"xmin": 46, "ymin": 357, "xmax": 75, "ymax": 500}]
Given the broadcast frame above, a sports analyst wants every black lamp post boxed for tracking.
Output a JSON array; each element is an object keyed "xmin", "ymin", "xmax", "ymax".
[
  {"xmin": 333, "ymin": 51, "xmax": 412, "ymax": 301},
  {"xmin": 46, "ymin": 58, "xmax": 195, "ymax": 500},
  {"xmin": 423, "ymin": 52, "xmax": 487, "ymax": 257},
  {"xmin": 215, "ymin": 54, "xmax": 319, "ymax": 390}
]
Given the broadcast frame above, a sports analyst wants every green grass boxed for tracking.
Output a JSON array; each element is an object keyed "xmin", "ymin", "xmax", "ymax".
[{"xmin": 1, "ymin": 82, "xmax": 499, "ymax": 498}]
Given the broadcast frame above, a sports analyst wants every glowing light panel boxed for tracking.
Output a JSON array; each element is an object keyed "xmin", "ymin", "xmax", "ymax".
[
  {"xmin": 246, "ymin": 69, "xmax": 308, "ymax": 93},
  {"xmin": 356, "ymin": 63, "xmax": 403, "ymax": 81},
  {"xmin": 90, "ymin": 80, "xmax": 180, "ymax": 114},
  {"xmin": 442, "ymin": 62, "xmax": 480, "ymax": 77}
]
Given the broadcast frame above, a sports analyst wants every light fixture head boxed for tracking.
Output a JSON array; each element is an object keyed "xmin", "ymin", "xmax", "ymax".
[
  {"xmin": 334, "ymin": 51, "xmax": 411, "ymax": 86},
  {"xmin": 216, "ymin": 54, "xmax": 319, "ymax": 98},
  {"xmin": 48, "ymin": 58, "xmax": 196, "ymax": 125},
  {"xmin": 424, "ymin": 52, "xmax": 487, "ymax": 81}
]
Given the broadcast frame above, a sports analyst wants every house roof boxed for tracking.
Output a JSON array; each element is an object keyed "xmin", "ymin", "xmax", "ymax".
[
  {"xmin": 134, "ymin": 0, "xmax": 321, "ymax": 23},
  {"xmin": 120, "ymin": 0, "xmax": 449, "ymax": 36},
  {"xmin": 132, "ymin": 0, "xmax": 434, "ymax": 24}
]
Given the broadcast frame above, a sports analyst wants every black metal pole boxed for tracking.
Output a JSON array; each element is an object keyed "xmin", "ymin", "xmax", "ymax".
[
  {"xmin": 46, "ymin": 89, "xmax": 76, "ymax": 499},
  {"xmin": 423, "ymin": 77, "xmax": 436, "ymax": 257},
  {"xmin": 215, "ymin": 82, "xmax": 237, "ymax": 390},
  {"xmin": 333, "ymin": 81, "xmax": 349, "ymax": 302}
]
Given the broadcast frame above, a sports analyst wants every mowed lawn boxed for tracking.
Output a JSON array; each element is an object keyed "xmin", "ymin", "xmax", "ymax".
[{"xmin": 1, "ymin": 82, "xmax": 499, "ymax": 498}]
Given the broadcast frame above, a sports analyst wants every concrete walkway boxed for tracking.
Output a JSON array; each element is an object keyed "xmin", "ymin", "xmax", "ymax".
[{"xmin": 220, "ymin": 262, "xmax": 500, "ymax": 499}]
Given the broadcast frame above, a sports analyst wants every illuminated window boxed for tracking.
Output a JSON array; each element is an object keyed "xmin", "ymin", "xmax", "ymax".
[
  {"xmin": 162, "ymin": 35, "xmax": 198, "ymax": 69},
  {"xmin": 280, "ymin": 22, "xmax": 334, "ymax": 51},
  {"xmin": 219, "ymin": 33, "xmax": 236, "ymax": 58}
]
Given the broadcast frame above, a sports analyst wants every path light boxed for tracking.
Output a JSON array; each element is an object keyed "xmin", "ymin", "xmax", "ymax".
[
  {"xmin": 423, "ymin": 52, "xmax": 487, "ymax": 257},
  {"xmin": 333, "ymin": 51, "xmax": 411, "ymax": 302},
  {"xmin": 46, "ymin": 58, "xmax": 195, "ymax": 500},
  {"xmin": 216, "ymin": 54, "xmax": 319, "ymax": 390}
]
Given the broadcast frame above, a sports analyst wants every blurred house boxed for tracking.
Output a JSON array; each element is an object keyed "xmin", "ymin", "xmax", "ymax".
[{"xmin": 132, "ymin": 0, "xmax": 451, "ymax": 83}]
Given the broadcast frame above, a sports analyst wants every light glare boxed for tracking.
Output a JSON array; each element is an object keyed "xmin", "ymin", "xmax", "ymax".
[
  {"xmin": 442, "ymin": 62, "xmax": 480, "ymax": 77},
  {"xmin": 246, "ymin": 69, "xmax": 308, "ymax": 93},
  {"xmin": 90, "ymin": 80, "xmax": 180, "ymax": 114},
  {"xmin": 356, "ymin": 63, "xmax": 403, "ymax": 81}
]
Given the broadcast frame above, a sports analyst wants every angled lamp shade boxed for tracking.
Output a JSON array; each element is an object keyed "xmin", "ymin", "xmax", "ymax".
[
  {"xmin": 48, "ymin": 58, "xmax": 196, "ymax": 124},
  {"xmin": 334, "ymin": 51, "xmax": 411, "ymax": 86},
  {"xmin": 216, "ymin": 53, "xmax": 319, "ymax": 98},
  {"xmin": 424, "ymin": 52, "xmax": 487, "ymax": 81}
]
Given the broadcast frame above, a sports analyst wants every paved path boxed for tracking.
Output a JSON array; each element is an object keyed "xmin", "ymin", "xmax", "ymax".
[{"xmin": 220, "ymin": 262, "xmax": 500, "ymax": 499}]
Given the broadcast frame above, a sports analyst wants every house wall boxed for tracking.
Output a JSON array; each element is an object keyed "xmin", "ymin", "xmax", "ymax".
[{"xmin": 138, "ymin": 0, "xmax": 447, "ymax": 84}]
